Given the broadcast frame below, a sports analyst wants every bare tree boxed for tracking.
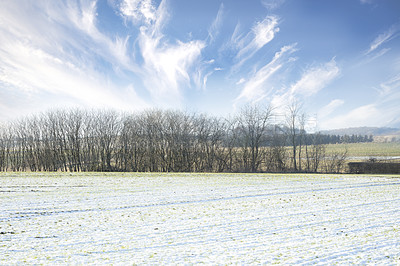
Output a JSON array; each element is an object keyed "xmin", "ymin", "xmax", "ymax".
[
  {"xmin": 265, "ymin": 125, "xmax": 287, "ymax": 172},
  {"xmin": 307, "ymin": 133, "xmax": 326, "ymax": 172},
  {"xmin": 297, "ymin": 113, "xmax": 307, "ymax": 172},
  {"xmin": 191, "ymin": 114, "xmax": 226, "ymax": 172},
  {"xmin": 286, "ymin": 102, "xmax": 302, "ymax": 172},
  {"xmin": 0, "ymin": 123, "xmax": 9, "ymax": 171},
  {"xmin": 64, "ymin": 109, "xmax": 85, "ymax": 172},
  {"xmin": 235, "ymin": 104, "xmax": 273, "ymax": 172},
  {"xmin": 221, "ymin": 116, "xmax": 239, "ymax": 172},
  {"xmin": 94, "ymin": 110, "xmax": 121, "ymax": 171},
  {"xmin": 0, "ymin": 105, "xmax": 352, "ymax": 174},
  {"xmin": 323, "ymin": 146, "xmax": 348, "ymax": 173}
]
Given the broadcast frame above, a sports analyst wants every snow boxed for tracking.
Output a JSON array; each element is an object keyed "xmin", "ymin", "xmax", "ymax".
[{"xmin": 1, "ymin": 173, "xmax": 400, "ymax": 264}]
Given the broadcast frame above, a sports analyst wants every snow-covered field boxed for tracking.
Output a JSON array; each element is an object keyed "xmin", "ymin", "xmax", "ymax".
[{"xmin": 1, "ymin": 172, "xmax": 399, "ymax": 264}]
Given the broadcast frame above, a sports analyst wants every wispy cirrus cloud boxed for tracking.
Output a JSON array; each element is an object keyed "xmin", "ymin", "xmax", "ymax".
[
  {"xmin": 66, "ymin": 1, "xmax": 138, "ymax": 72},
  {"xmin": 375, "ymin": 74, "xmax": 400, "ymax": 97},
  {"xmin": 270, "ymin": 58, "xmax": 340, "ymax": 113},
  {"xmin": 320, "ymin": 104, "xmax": 380, "ymax": 129},
  {"xmin": 320, "ymin": 101, "xmax": 400, "ymax": 129},
  {"xmin": 289, "ymin": 58, "xmax": 340, "ymax": 97},
  {"xmin": 139, "ymin": 33, "xmax": 205, "ymax": 104},
  {"xmin": 208, "ymin": 3, "xmax": 224, "ymax": 43},
  {"xmin": 0, "ymin": 0, "xmax": 209, "ymax": 118},
  {"xmin": 261, "ymin": 0, "xmax": 285, "ymax": 10},
  {"xmin": 318, "ymin": 99, "xmax": 345, "ymax": 118},
  {"xmin": 252, "ymin": 16, "xmax": 280, "ymax": 49},
  {"xmin": 235, "ymin": 44, "xmax": 297, "ymax": 104},
  {"xmin": 320, "ymin": 74, "xmax": 400, "ymax": 129},
  {"xmin": 366, "ymin": 24, "xmax": 399, "ymax": 55},
  {"xmin": 232, "ymin": 16, "xmax": 280, "ymax": 70},
  {"xmin": 190, "ymin": 4, "xmax": 225, "ymax": 91},
  {"xmin": 119, "ymin": 0, "xmax": 156, "ymax": 25},
  {"xmin": 118, "ymin": 0, "xmax": 206, "ymax": 106},
  {"xmin": 0, "ymin": 0, "xmax": 147, "ymax": 119},
  {"xmin": 0, "ymin": 33, "xmax": 145, "ymax": 110}
]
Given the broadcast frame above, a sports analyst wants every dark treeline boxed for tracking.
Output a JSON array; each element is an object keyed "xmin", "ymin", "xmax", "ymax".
[
  {"xmin": 309, "ymin": 134, "xmax": 373, "ymax": 145},
  {"xmin": 0, "ymin": 105, "xmax": 349, "ymax": 173}
]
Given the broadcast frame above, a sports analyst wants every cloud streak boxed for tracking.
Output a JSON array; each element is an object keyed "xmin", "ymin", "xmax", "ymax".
[
  {"xmin": 262, "ymin": 0, "xmax": 285, "ymax": 10},
  {"xmin": 120, "ymin": 0, "xmax": 156, "ymax": 25},
  {"xmin": 0, "ymin": 0, "xmax": 208, "ymax": 117},
  {"xmin": 0, "ymin": 35, "xmax": 144, "ymax": 110},
  {"xmin": 233, "ymin": 16, "xmax": 280, "ymax": 70},
  {"xmin": 235, "ymin": 44, "xmax": 297, "ymax": 104},
  {"xmin": 120, "ymin": 0, "xmax": 206, "ymax": 105},
  {"xmin": 0, "ymin": 1, "xmax": 147, "ymax": 118},
  {"xmin": 289, "ymin": 58, "xmax": 340, "ymax": 97},
  {"xmin": 377, "ymin": 74, "xmax": 400, "ymax": 97},
  {"xmin": 208, "ymin": 3, "xmax": 224, "ymax": 43},
  {"xmin": 321, "ymin": 104, "xmax": 380, "ymax": 129},
  {"xmin": 1, "ymin": 0, "xmax": 398, "ymax": 130},
  {"xmin": 269, "ymin": 58, "xmax": 340, "ymax": 113},
  {"xmin": 366, "ymin": 24, "xmax": 399, "ymax": 54},
  {"xmin": 319, "ymin": 99, "xmax": 345, "ymax": 118},
  {"xmin": 320, "ymin": 74, "xmax": 400, "ymax": 129}
]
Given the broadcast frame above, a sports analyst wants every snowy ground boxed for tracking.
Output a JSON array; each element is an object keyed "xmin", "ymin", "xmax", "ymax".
[{"xmin": 1, "ymin": 172, "xmax": 399, "ymax": 264}]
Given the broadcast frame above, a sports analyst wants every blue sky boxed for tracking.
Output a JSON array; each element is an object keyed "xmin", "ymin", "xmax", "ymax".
[{"xmin": 1, "ymin": 0, "xmax": 399, "ymax": 130}]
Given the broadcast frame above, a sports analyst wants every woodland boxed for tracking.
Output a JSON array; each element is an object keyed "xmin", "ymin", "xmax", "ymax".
[{"xmin": 0, "ymin": 105, "xmax": 350, "ymax": 173}]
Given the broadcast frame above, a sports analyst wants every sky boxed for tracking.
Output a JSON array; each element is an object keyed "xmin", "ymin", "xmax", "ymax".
[{"xmin": 1, "ymin": 0, "xmax": 400, "ymax": 130}]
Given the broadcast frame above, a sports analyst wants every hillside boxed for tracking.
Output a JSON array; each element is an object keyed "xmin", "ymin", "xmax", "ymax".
[{"xmin": 321, "ymin": 127, "xmax": 400, "ymax": 136}]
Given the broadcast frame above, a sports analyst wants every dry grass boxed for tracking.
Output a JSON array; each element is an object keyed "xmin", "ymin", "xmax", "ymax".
[{"xmin": 325, "ymin": 142, "xmax": 400, "ymax": 158}]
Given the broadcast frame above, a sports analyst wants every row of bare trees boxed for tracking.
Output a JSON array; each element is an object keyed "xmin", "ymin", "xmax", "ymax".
[{"xmin": 0, "ymin": 105, "xmax": 347, "ymax": 173}]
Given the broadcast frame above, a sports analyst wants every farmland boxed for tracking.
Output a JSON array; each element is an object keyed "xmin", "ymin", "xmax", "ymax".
[
  {"xmin": 325, "ymin": 142, "xmax": 400, "ymax": 158},
  {"xmin": 1, "ymin": 172, "xmax": 400, "ymax": 264}
]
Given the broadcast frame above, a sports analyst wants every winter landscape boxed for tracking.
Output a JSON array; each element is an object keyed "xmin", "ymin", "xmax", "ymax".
[
  {"xmin": 1, "ymin": 0, "xmax": 400, "ymax": 264},
  {"xmin": 1, "ymin": 172, "xmax": 399, "ymax": 264}
]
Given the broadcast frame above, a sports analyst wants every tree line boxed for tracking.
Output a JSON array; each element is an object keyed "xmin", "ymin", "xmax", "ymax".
[
  {"xmin": 0, "ymin": 105, "xmax": 348, "ymax": 173},
  {"xmin": 311, "ymin": 134, "xmax": 373, "ymax": 145}
]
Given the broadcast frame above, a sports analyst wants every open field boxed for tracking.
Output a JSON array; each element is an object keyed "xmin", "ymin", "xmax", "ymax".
[
  {"xmin": 1, "ymin": 172, "xmax": 400, "ymax": 264},
  {"xmin": 325, "ymin": 142, "xmax": 400, "ymax": 158}
]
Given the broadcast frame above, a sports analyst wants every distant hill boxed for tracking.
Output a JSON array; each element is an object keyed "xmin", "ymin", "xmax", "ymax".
[{"xmin": 320, "ymin": 127, "xmax": 400, "ymax": 136}]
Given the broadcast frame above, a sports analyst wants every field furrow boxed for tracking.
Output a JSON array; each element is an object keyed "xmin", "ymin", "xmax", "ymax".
[{"xmin": 0, "ymin": 173, "xmax": 399, "ymax": 264}]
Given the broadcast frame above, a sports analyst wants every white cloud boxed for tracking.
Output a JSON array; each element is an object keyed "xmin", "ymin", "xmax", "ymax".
[
  {"xmin": 360, "ymin": 0, "xmax": 373, "ymax": 4},
  {"xmin": 235, "ymin": 44, "xmax": 297, "ymax": 104},
  {"xmin": 230, "ymin": 23, "xmax": 244, "ymax": 48},
  {"xmin": 119, "ymin": 0, "xmax": 156, "ymax": 25},
  {"xmin": 373, "ymin": 76, "xmax": 400, "ymax": 126},
  {"xmin": 289, "ymin": 58, "xmax": 340, "ymax": 97},
  {"xmin": 359, "ymin": 48, "xmax": 391, "ymax": 66},
  {"xmin": 127, "ymin": 0, "xmax": 205, "ymax": 105},
  {"xmin": 268, "ymin": 58, "xmax": 339, "ymax": 115},
  {"xmin": 320, "ymin": 77, "xmax": 400, "ymax": 129},
  {"xmin": 208, "ymin": 3, "xmax": 224, "ymax": 43},
  {"xmin": 234, "ymin": 16, "xmax": 279, "ymax": 69},
  {"xmin": 376, "ymin": 74, "xmax": 400, "ymax": 97},
  {"xmin": 114, "ymin": 0, "xmax": 208, "ymax": 104},
  {"xmin": 319, "ymin": 72, "xmax": 400, "ymax": 129},
  {"xmin": 320, "ymin": 104, "xmax": 381, "ymax": 129},
  {"xmin": 366, "ymin": 24, "xmax": 399, "ymax": 54},
  {"xmin": 236, "ymin": 78, "xmax": 246, "ymax": 85},
  {"xmin": 0, "ymin": 41, "xmax": 145, "ymax": 110},
  {"xmin": 139, "ymin": 33, "xmax": 205, "ymax": 103},
  {"xmin": 0, "ymin": 0, "xmax": 210, "ymax": 117},
  {"xmin": 0, "ymin": 1, "xmax": 149, "ymax": 120},
  {"xmin": 262, "ymin": 0, "xmax": 285, "ymax": 10},
  {"xmin": 253, "ymin": 16, "xmax": 280, "ymax": 49},
  {"xmin": 318, "ymin": 99, "xmax": 344, "ymax": 118},
  {"xmin": 66, "ymin": 1, "xmax": 138, "ymax": 72}
]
